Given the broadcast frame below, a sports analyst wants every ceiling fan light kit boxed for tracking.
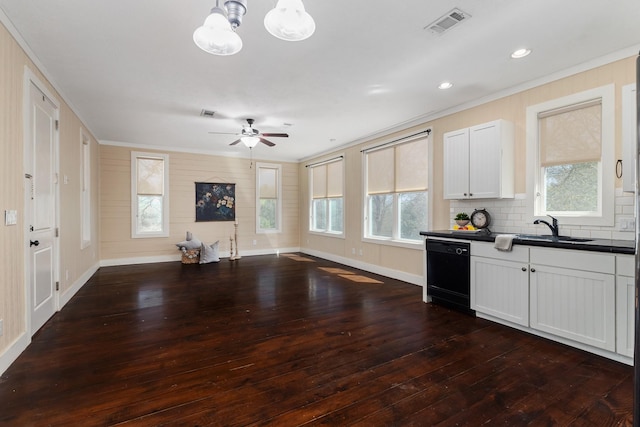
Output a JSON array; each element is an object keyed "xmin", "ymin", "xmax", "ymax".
[
  {"xmin": 194, "ymin": 0, "xmax": 315, "ymax": 55},
  {"xmin": 240, "ymin": 136, "xmax": 260, "ymax": 148}
]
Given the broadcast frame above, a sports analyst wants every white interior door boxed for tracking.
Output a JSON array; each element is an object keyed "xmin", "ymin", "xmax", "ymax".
[{"xmin": 25, "ymin": 81, "xmax": 58, "ymax": 335}]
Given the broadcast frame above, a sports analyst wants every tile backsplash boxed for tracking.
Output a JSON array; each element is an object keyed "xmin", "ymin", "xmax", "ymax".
[{"xmin": 449, "ymin": 188, "xmax": 635, "ymax": 241}]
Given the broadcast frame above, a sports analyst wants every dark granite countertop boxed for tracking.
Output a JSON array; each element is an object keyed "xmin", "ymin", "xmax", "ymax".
[{"xmin": 420, "ymin": 230, "xmax": 635, "ymax": 255}]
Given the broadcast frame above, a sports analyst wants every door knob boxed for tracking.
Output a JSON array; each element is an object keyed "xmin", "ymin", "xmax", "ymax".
[{"xmin": 30, "ymin": 240, "xmax": 39, "ymax": 247}]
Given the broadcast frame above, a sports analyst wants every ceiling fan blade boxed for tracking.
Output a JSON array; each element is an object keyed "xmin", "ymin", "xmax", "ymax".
[
  {"xmin": 260, "ymin": 138, "xmax": 276, "ymax": 147},
  {"xmin": 260, "ymin": 133, "xmax": 289, "ymax": 138},
  {"xmin": 209, "ymin": 131, "xmax": 240, "ymax": 135},
  {"xmin": 229, "ymin": 139, "xmax": 242, "ymax": 146}
]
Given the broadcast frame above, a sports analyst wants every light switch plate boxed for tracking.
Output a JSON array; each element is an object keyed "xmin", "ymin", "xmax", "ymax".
[{"xmin": 4, "ymin": 210, "xmax": 17, "ymax": 226}]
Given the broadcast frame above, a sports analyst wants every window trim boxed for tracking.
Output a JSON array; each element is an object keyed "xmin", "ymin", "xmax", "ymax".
[
  {"xmin": 131, "ymin": 151, "xmax": 170, "ymax": 238},
  {"xmin": 255, "ymin": 162, "xmax": 282, "ymax": 234},
  {"xmin": 361, "ymin": 131, "xmax": 431, "ymax": 248},
  {"xmin": 308, "ymin": 156, "xmax": 345, "ymax": 238},
  {"xmin": 80, "ymin": 129, "xmax": 91, "ymax": 249},
  {"xmin": 525, "ymin": 84, "xmax": 615, "ymax": 226}
]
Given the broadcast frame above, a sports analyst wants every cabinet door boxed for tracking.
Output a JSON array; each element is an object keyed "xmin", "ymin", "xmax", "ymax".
[
  {"xmin": 443, "ymin": 128, "xmax": 470, "ymax": 199},
  {"xmin": 469, "ymin": 121, "xmax": 502, "ymax": 199},
  {"xmin": 622, "ymin": 83, "xmax": 636, "ymax": 193},
  {"xmin": 530, "ymin": 264, "xmax": 615, "ymax": 351},
  {"xmin": 471, "ymin": 256, "xmax": 529, "ymax": 326},
  {"xmin": 616, "ymin": 275, "xmax": 635, "ymax": 357}
]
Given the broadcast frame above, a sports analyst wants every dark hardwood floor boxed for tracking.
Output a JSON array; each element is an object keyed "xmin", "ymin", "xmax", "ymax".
[{"xmin": 0, "ymin": 253, "xmax": 634, "ymax": 426}]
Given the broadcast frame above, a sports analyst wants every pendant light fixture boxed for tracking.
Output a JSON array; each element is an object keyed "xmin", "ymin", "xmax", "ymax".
[
  {"xmin": 264, "ymin": 0, "xmax": 316, "ymax": 41},
  {"xmin": 193, "ymin": 0, "xmax": 243, "ymax": 56},
  {"xmin": 194, "ymin": 0, "xmax": 315, "ymax": 55}
]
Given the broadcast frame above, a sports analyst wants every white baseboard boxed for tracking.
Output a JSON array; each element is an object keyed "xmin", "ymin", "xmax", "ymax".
[
  {"xmin": 0, "ymin": 332, "xmax": 30, "ymax": 376},
  {"xmin": 59, "ymin": 262, "xmax": 99, "ymax": 308},
  {"xmin": 301, "ymin": 248, "xmax": 424, "ymax": 286},
  {"xmin": 99, "ymin": 247, "xmax": 302, "ymax": 267}
]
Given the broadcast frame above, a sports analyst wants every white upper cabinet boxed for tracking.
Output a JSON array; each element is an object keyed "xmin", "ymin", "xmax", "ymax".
[
  {"xmin": 622, "ymin": 83, "xmax": 636, "ymax": 193},
  {"xmin": 443, "ymin": 119, "xmax": 515, "ymax": 200}
]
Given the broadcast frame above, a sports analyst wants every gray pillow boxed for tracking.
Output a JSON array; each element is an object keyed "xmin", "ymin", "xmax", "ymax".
[
  {"xmin": 200, "ymin": 241, "xmax": 220, "ymax": 264},
  {"xmin": 176, "ymin": 237, "xmax": 201, "ymax": 250}
]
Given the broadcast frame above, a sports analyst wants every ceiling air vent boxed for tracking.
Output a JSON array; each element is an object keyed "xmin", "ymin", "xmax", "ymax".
[
  {"xmin": 425, "ymin": 8, "xmax": 471, "ymax": 35},
  {"xmin": 200, "ymin": 109, "xmax": 215, "ymax": 118}
]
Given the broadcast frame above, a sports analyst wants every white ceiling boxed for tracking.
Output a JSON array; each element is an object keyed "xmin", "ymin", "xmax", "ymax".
[{"xmin": 1, "ymin": 0, "xmax": 639, "ymax": 162}]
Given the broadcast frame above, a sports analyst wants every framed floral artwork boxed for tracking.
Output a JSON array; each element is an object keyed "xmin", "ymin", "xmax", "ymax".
[{"xmin": 195, "ymin": 182, "xmax": 235, "ymax": 222}]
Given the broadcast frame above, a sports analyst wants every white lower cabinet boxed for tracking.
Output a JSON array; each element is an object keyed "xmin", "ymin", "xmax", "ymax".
[
  {"xmin": 528, "ymin": 247, "xmax": 616, "ymax": 352},
  {"xmin": 615, "ymin": 255, "xmax": 635, "ymax": 357},
  {"xmin": 471, "ymin": 243, "xmax": 529, "ymax": 326},
  {"xmin": 529, "ymin": 264, "xmax": 615, "ymax": 352},
  {"xmin": 472, "ymin": 243, "xmax": 622, "ymax": 360}
]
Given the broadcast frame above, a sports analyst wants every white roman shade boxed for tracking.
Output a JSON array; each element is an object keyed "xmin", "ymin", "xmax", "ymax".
[
  {"xmin": 366, "ymin": 137, "xmax": 428, "ymax": 194},
  {"xmin": 326, "ymin": 160, "xmax": 343, "ymax": 197},
  {"xmin": 259, "ymin": 167, "xmax": 278, "ymax": 198},
  {"xmin": 396, "ymin": 137, "xmax": 428, "ymax": 192},
  {"xmin": 312, "ymin": 159, "xmax": 343, "ymax": 199},
  {"xmin": 137, "ymin": 157, "xmax": 164, "ymax": 195},
  {"xmin": 539, "ymin": 100, "xmax": 602, "ymax": 167},
  {"xmin": 366, "ymin": 147, "xmax": 394, "ymax": 194},
  {"xmin": 312, "ymin": 164, "xmax": 327, "ymax": 198}
]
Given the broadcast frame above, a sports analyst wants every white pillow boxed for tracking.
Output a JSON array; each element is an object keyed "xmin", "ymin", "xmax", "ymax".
[
  {"xmin": 176, "ymin": 237, "xmax": 201, "ymax": 250},
  {"xmin": 199, "ymin": 241, "xmax": 220, "ymax": 264}
]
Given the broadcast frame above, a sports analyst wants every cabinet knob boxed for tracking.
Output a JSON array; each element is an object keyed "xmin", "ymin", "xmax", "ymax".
[
  {"xmin": 463, "ymin": 193, "xmax": 468, "ymax": 196},
  {"xmin": 521, "ymin": 267, "xmax": 527, "ymax": 272},
  {"xmin": 530, "ymin": 268, "xmax": 536, "ymax": 273}
]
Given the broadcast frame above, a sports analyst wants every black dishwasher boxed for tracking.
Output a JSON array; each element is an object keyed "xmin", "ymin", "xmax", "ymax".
[{"xmin": 426, "ymin": 238, "xmax": 473, "ymax": 314}]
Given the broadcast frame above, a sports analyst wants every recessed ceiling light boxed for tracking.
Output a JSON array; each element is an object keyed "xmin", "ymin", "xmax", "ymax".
[
  {"xmin": 511, "ymin": 48, "xmax": 531, "ymax": 59},
  {"xmin": 438, "ymin": 82, "xmax": 453, "ymax": 90}
]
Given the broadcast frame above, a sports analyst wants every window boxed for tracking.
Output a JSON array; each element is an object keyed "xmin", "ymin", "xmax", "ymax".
[
  {"xmin": 309, "ymin": 157, "xmax": 344, "ymax": 235},
  {"xmin": 80, "ymin": 131, "xmax": 91, "ymax": 248},
  {"xmin": 526, "ymin": 85, "xmax": 614, "ymax": 226},
  {"xmin": 364, "ymin": 134, "xmax": 429, "ymax": 243},
  {"xmin": 131, "ymin": 151, "xmax": 169, "ymax": 238},
  {"xmin": 256, "ymin": 163, "xmax": 281, "ymax": 232}
]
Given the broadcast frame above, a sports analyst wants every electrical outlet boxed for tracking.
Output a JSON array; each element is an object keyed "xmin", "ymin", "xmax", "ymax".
[
  {"xmin": 351, "ymin": 248, "xmax": 356, "ymax": 255},
  {"xmin": 252, "ymin": 239, "xmax": 257, "ymax": 246},
  {"xmin": 620, "ymin": 219, "xmax": 635, "ymax": 231}
]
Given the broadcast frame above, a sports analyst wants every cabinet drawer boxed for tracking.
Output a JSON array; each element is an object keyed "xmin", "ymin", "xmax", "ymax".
[
  {"xmin": 616, "ymin": 254, "xmax": 634, "ymax": 277},
  {"xmin": 530, "ymin": 247, "xmax": 614, "ymax": 274},
  {"xmin": 471, "ymin": 241, "xmax": 528, "ymax": 263}
]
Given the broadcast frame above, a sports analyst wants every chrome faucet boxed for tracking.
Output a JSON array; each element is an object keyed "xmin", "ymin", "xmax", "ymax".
[{"xmin": 534, "ymin": 215, "xmax": 559, "ymax": 238}]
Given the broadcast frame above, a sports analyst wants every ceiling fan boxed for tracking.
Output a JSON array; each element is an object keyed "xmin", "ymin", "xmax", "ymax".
[{"xmin": 209, "ymin": 118, "xmax": 289, "ymax": 148}]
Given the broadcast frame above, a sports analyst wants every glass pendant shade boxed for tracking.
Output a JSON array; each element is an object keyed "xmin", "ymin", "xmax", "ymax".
[
  {"xmin": 264, "ymin": 0, "xmax": 315, "ymax": 41},
  {"xmin": 193, "ymin": 7, "xmax": 242, "ymax": 55},
  {"xmin": 241, "ymin": 136, "xmax": 260, "ymax": 148}
]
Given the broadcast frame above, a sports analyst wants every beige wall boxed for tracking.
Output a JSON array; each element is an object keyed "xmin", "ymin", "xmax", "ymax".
[
  {"xmin": 299, "ymin": 56, "xmax": 636, "ymax": 277},
  {"xmin": 0, "ymin": 22, "xmax": 100, "ymax": 366},
  {"xmin": 100, "ymin": 145, "xmax": 300, "ymax": 262}
]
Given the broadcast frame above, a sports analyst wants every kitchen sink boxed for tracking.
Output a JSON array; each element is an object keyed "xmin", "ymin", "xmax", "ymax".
[{"xmin": 515, "ymin": 234, "xmax": 593, "ymax": 243}]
